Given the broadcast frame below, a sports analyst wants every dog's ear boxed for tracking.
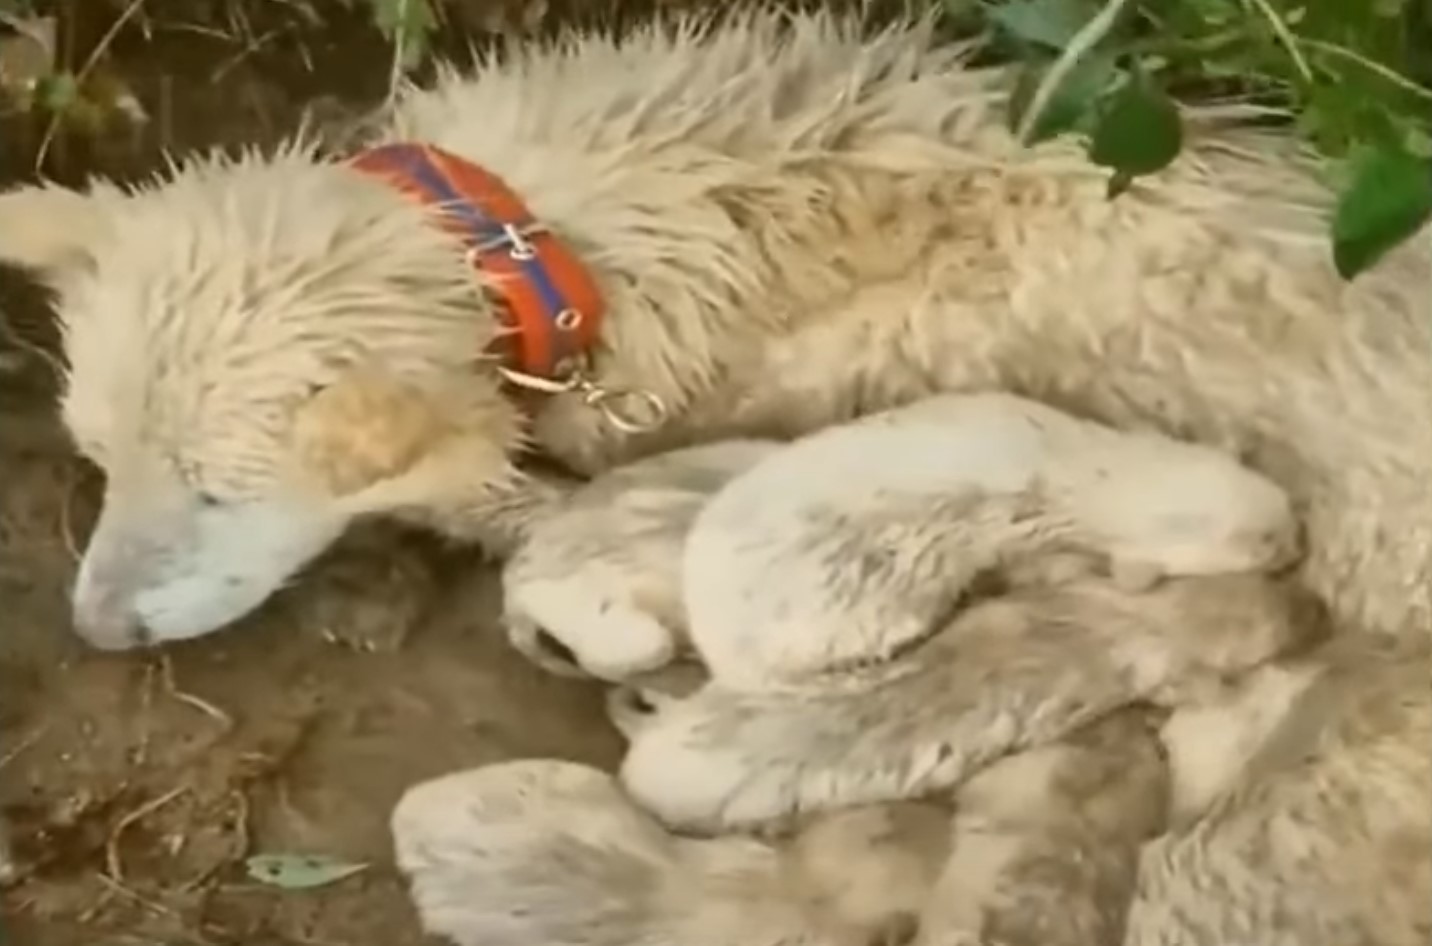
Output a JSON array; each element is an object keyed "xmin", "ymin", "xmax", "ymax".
[
  {"xmin": 291, "ymin": 365, "xmax": 459, "ymax": 497},
  {"xmin": 0, "ymin": 184, "xmax": 110, "ymax": 280}
]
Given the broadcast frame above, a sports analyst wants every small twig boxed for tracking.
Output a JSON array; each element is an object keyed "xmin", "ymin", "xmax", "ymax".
[
  {"xmin": 96, "ymin": 872, "xmax": 178, "ymax": 917},
  {"xmin": 105, "ymin": 785, "xmax": 187, "ymax": 884},
  {"xmin": 33, "ymin": 0, "xmax": 149, "ymax": 172},
  {"xmin": 1016, "ymin": 0, "xmax": 1136, "ymax": 144},
  {"xmin": 1297, "ymin": 35, "xmax": 1432, "ymax": 103},
  {"xmin": 1239, "ymin": 0, "xmax": 1314, "ymax": 84},
  {"xmin": 0, "ymin": 726, "xmax": 47, "ymax": 772},
  {"xmin": 159, "ymin": 654, "xmax": 235, "ymax": 733}
]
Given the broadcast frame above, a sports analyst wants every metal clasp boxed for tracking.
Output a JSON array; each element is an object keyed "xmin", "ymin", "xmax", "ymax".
[{"xmin": 497, "ymin": 365, "xmax": 668, "ymax": 434}]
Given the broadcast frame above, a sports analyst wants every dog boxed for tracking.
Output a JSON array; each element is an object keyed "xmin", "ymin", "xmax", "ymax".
[
  {"xmin": 501, "ymin": 439, "xmax": 777, "ymax": 680},
  {"xmin": 681, "ymin": 391, "xmax": 1298, "ymax": 687},
  {"xmin": 610, "ymin": 665, "xmax": 1170, "ymax": 946},
  {"xmin": 618, "ymin": 572, "xmax": 1319, "ymax": 833},
  {"xmin": 391, "ymin": 702, "xmax": 1165, "ymax": 946},
  {"xmin": 0, "ymin": 11, "xmax": 1422, "ymax": 650},
  {"xmin": 501, "ymin": 392, "xmax": 1296, "ymax": 686},
  {"xmin": 1127, "ymin": 632, "xmax": 1432, "ymax": 946}
]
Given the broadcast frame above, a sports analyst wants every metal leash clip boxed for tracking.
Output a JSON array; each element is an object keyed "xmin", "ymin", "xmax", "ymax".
[{"xmin": 498, "ymin": 365, "xmax": 668, "ymax": 434}]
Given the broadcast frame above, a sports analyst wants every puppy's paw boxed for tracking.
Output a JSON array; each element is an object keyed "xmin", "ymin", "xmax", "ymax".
[
  {"xmin": 502, "ymin": 579, "xmax": 679, "ymax": 681},
  {"xmin": 620, "ymin": 709, "xmax": 786, "ymax": 834}
]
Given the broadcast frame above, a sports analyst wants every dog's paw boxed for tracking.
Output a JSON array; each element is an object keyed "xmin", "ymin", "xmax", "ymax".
[{"xmin": 289, "ymin": 537, "xmax": 437, "ymax": 653}]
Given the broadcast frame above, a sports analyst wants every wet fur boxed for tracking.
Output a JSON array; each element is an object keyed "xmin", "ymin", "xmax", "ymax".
[
  {"xmin": 1130, "ymin": 633, "xmax": 1432, "ymax": 946},
  {"xmin": 914, "ymin": 709, "xmax": 1167, "ymax": 946},
  {"xmin": 392, "ymin": 703, "xmax": 1166, "ymax": 946},
  {"xmin": 682, "ymin": 392, "xmax": 1298, "ymax": 687},
  {"xmin": 619, "ymin": 573, "xmax": 1321, "ymax": 833},
  {"xmin": 0, "ymin": 11, "xmax": 1424, "ymax": 649}
]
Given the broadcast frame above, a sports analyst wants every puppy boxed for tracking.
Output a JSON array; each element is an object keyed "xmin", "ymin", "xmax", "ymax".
[
  {"xmin": 1126, "ymin": 634, "xmax": 1432, "ymax": 946},
  {"xmin": 391, "ymin": 758, "xmax": 944, "ymax": 946},
  {"xmin": 620, "ymin": 572, "xmax": 1321, "ymax": 833},
  {"xmin": 392, "ymin": 701, "xmax": 1169, "ymax": 946},
  {"xmin": 612, "ymin": 669, "xmax": 1168, "ymax": 946},
  {"xmin": 501, "ymin": 440, "xmax": 778, "ymax": 680},
  {"xmin": 683, "ymin": 392, "xmax": 1300, "ymax": 687},
  {"xmin": 915, "ymin": 708, "xmax": 1168, "ymax": 946}
]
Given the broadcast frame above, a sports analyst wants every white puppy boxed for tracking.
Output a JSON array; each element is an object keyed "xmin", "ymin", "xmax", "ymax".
[
  {"xmin": 501, "ymin": 440, "xmax": 778, "ymax": 680},
  {"xmin": 391, "ymin": 758, "xmax": 938, "ymax": 946},
  {"xmin": 1129, "ymin": 633, "xmax": 1432, "ymax": 946},
  {"xmin": 915, "ymin": 708, "xmax": 1168, "ymax": 946},
  {"xmin": 620, "ymin": 572, "xmax": 1320, "ymax": 833},
  {"xmin": 390, "ymin": 705, "xmax": 1168, "ymax": 946},
  {"xmin": 683, "ymin": 392, "xmax": 1300, "ymax": 687}
]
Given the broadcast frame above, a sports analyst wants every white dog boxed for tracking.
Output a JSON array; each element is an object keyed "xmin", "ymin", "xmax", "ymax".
[
  {"xmin": 1129, "ymin": 632, "xmax": 1432, "ymax": 946},
  {"xmin": 502, "ymin": 393, "xmax": 1296, "ymax": 686},
  {"xmin": 391, "ymin": 705, "xmax": 1165, "ymax": 946},
  {"xmin": 501, "ymin": 440, "xmax": 777, "ymax": 680},
  {"xmin": 0, "ymin": 11, "xmax": 1421, "ymax": 650},
  {"xmin": 618, "ymin": 572, "xmax": 1318, "ymax": 833},
  {"xmin": 681, "ymin": 391, "xmax": 1299, "ymax": 687}
]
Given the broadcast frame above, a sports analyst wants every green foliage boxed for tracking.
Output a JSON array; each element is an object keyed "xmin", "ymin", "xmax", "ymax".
[
  {"xmin": 1087, "ymin": 67, "xmax": 1183, "ymax": 196},
  {"xmin": 1333, "ymin": 144, "xmax": 1432, "ymax": 277},
  {"xmin": 346, "ymin": 0, "xmax": 439, "ymax": 70},
  {"xmin": 963, "ymin": 0, "xmax": 1432, "ymax": 279}
]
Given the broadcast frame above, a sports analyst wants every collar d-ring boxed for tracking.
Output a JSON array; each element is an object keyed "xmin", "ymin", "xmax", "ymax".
[{"xmin": 581, "ymin": 385, "xmax": 668, "ymax": 434}]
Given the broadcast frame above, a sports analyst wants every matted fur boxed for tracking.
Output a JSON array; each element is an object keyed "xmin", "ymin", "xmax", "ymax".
[
  {"xmin": 682, "ymin": 391, "xmax": 1298, "ymax": 687},
  {"xmin": 0, "ymin": 9, "xmax": 1423, "ymax": 648}
]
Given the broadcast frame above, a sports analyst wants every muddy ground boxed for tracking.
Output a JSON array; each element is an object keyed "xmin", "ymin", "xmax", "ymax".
[{"xmin": 0, "ymin": 1, "xmax": 784, "ymax": 943}]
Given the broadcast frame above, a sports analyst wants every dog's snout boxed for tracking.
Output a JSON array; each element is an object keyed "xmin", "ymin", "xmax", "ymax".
[{"xmin": 71, "ymin": 570, "xmax": 151, "ymax": 652}]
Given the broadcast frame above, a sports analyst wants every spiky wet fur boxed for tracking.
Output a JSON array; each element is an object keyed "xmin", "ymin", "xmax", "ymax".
[{"xmin": 0, "ymin": 9, "xmax": 1425, "ymax": 646}]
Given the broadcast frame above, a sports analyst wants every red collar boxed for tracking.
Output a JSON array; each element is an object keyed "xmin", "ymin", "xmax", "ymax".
[{"xmin": 349, "ymin": 142, "xmax": 604, "ymax": 383}]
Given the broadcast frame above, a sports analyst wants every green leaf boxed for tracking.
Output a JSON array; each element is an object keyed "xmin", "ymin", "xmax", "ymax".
[
  {"xmin": 362, "ymin": 0, "xmax": 437, "ymax": 69},
  {"xmin": 1331, "ymin": 144, "xmax": 1432, "ymax": 279},
  {"xmin": 1087, "ymin": 70, "xmax": 1184, "ymax": 193},
  {"xmin": 986, "ymin": 0, "xmax": 1098, "ymax": 50},
  {"xmin": 1008, "ymin": 53, "xmax": 1122, "ymax": 144},
  {"xmin": 245, "ymin": 853, "xmax": 369, "ymax": 890},
  {"xmin": 31, "ymin": 71, "xmax": 78, "ymax": 113}
]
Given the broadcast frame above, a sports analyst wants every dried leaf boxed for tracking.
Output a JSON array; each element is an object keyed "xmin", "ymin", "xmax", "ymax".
[{"xmin": 245, "ymin": 853, "xmax": 369, "ymax": 890}]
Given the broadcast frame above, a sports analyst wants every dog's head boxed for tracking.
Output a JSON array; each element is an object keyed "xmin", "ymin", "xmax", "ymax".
[{"xmin": 0, "ymin": 146, "xmax": 525, "ymax": 650}]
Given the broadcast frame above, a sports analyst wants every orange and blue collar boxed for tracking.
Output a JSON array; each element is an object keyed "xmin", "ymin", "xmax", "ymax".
[{"xmin": 349, "ymin": 142, "xmax": 603, "ymax": 383}]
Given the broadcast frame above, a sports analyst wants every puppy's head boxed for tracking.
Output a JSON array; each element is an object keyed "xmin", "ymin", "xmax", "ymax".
[
  {"xmin": 1074, "ymin": 437, "xmax": 1302, "ymax": 577},
  {"xmin": 0, "ymin": 148, "xmax": 525, "ymax": 650}
]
